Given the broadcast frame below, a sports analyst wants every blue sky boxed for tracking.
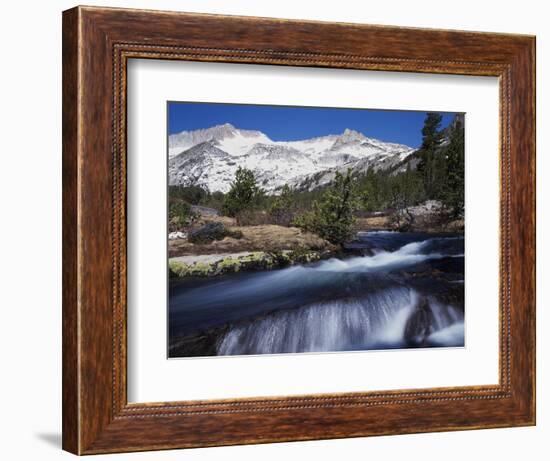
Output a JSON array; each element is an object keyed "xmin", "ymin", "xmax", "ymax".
[{"xmin": 168, "ymin": 102, "xmax": 459, "ymax": 148}]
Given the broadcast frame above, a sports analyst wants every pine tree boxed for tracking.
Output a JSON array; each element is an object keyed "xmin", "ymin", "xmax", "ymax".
[
  {"xmin": 294, "ymin": 169, "xmax": 358, "ymax": 246},
  {"xmin": 360, "ymin": 168, "xmax": 382, "ymax": 212},
  {"xmin": 268, "ymin": 184, "xmax": 294, "ymax": 226},
  {"xmin": 417, "ymin": 112, "xmax": 445, "ymax": 198},
  {"xmin": 395, "ymin": 166, "xmax": 425, "ymax": 208},
  {"xmin": 421, "ymin": 113, "xmax": 444, "ymax": 152},
  {"xmin": 442, "ymin": 118, "xmax": 465, "ymax": 217},
  {"xmin": 222, "ymin": 167, "xmax": 262, "ymax": 217}
]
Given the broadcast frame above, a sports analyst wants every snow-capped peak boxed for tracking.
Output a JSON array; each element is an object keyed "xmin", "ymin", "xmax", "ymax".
[
  {"xmin": 331, "ymin": 128, "xmax": 367, "ymax": 148},
  {"xmin": 169, "ymin": 123, "xmax": 236, "ymax": 148},
  {"xmin": 169, "ymin": 123, "xmax": 273, "ymax": 158},
  {"xmin": 168, "ymin": 124, "xmax": 416, "ymax": 194}
]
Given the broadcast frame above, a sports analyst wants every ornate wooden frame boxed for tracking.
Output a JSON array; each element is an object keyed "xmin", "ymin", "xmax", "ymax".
[{"xmin": 62, "ymin": 5, "xmax": 536, "ymax": 455}]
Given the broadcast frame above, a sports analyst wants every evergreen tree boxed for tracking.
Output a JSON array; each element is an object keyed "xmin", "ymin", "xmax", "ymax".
[
  {"xmin": 222, "ymin": 167, "xmax": 262, "ymax": 217},
  {"xmin": 203, "ymin": 190, "xmax": 225, "ymax": 211},
  {"xmin": 360, "ymin": 168, "xmax": 382, "ymax": 211},
  {"xmin": 358, "ymin": 166, "xmax": 425, "ymax": 214},
  {"xmin": 389, "ymin": 166, "xmax": 425, "ymax": 209},
  {"xmin": 294, "ymin": 169, "xmax": 358, "ymax": 246},
  {"xmin": 268, "ymin": 184, "xmax": 294, "ymax": 226},
  {"xmin": 169, "ymin": 185, "xmax": 208, "ymax": 205},
  {"xmin": 421, "ymin": 113, "xmax": 444, "ymax": 152},
  {"xmin": 417, "ymin": 112, "xmax": 445, "ymax": 198},
  {"xmin": 442, "ymin": 118, "xmax": 465, "ymax": 217}
]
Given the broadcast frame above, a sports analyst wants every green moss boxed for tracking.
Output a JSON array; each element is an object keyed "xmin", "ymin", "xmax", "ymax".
[
  {"xmin": 218, "ymin": 257, "xmax": 241, "ymax": 272},
  {"xmin": 169, "ymin": 248, "xmax": 332, "ymax": 278},
  {"xmin": 238, "ymin": 252, "xmax": 263, "ymax": 262},
  {"xmin": 187, "ymin": 262, "xmax": 212, "ymax": 276},
  {"xmin": 169, "ymin": 261, "xmax": 189, "ymax": 277}
]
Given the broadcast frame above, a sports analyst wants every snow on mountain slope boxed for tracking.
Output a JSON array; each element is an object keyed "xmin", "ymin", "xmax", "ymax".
[
  {"xmin": 168, "ymin": 123, "xmax": 271, "ymax": 158},
  {"xmin": 283, "ymin": 135, "xmax": 338, "ymax": 156},
  {"xmin": 168, "ymin": 124, "xmax": 415, "ymax": 194},
  {"xmin": 168, "ymin": 141, "xmax": 238, "ymax": 193},
  {"xmin": 290, "ymin": 148, "xmax": 415, "ymax": 192}
]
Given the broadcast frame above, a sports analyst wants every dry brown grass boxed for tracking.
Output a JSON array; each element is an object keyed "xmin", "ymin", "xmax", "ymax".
[
  {"xmin": 354, "ymin": 215, "xmax": 464, "ymax": 233},
  {"xmin": 169, "ymin": 224, "xmax": 335, "ymax": 257},
  {"xmin": 199, "ymin": 214, "xmax": 236, "ymax": 227},
  {"xmin": 355, "ymin": 216, "xmax": 392, "ymax": 231}
]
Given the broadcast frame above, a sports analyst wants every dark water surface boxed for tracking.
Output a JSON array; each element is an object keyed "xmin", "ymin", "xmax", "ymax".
[{"xmin": 169, "ymin": 231, "xmax": 465, "ymax": 357}]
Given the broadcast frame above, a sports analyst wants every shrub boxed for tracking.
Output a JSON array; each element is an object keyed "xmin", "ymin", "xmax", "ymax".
[
  {"xmin": 188, "ymin": 222, "xmax": 242, "ymax": 244},
  {"xmin": 168, "ymin": 199, "xmax": 199, "ymax": 232},
  {"xmin": 268, "ymin": 184, "xmax": 295, "ymax": 226},
  {"xmin": 294, "ymin": 170, "xmax": 359, "ymax": 246}
]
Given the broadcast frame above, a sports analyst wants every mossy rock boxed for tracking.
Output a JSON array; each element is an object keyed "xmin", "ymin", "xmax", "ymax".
[
  {"xmin": 169, "ymin": 261, "xmax": 189, "ymax": 278},
  {"xmin": 169, "ymin": 248, "xmax": 333, "ymax": 278}
]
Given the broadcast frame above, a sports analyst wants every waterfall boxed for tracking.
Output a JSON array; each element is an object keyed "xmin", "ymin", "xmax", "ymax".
[
  {"xmin": 169, "ymin": 232, "xmax": 465, "ymax": 357},
  {"xmin": 217, "ymin": 289, "xmax": 464, "ymax": 356}
]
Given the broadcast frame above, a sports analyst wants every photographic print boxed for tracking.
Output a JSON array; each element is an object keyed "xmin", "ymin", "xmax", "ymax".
[{"xmin": 167, "ymin": 102, "xmax": 465, "ymax": 358}]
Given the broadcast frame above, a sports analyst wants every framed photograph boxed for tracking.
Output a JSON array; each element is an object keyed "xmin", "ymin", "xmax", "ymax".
[
  {"xmin": 62, "ymin": 6, "xmax": 535, "ymax": 455},
  {"xmin": 166, "ymin": 102, "xmax": 466, "ymax": 359}
]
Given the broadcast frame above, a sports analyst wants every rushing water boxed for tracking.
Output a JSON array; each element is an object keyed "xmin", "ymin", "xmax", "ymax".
[{"xmin": 169, "ymin": 231, "xmax": 465, "ymax": 357}]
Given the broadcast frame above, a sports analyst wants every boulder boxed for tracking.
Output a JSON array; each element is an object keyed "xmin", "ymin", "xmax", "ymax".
[
  {"xmin": 391, "ymin": 200, "xmax": 446, "ymax": 232},
  {"xmin": 190, "ymin": 205, "xmax": 220, "ymax": 217},
  {"xmin": 404, "ymin": 297, "xmax": 435, "ymax": 346}
]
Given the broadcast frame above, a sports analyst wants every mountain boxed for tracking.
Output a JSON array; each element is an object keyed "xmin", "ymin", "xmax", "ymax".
[
  {"xmin": 168, "ymin": 123, "xmax": 416, "ymax": 194},
  {"xmin": 168, "ymin": 123, "xmax": 271, "ymax": 158}
]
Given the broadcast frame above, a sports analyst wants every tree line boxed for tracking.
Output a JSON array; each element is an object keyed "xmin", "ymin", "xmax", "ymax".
[{"xmin": 169, "ymin": 112, "xmax": 464, "ymax": 244}]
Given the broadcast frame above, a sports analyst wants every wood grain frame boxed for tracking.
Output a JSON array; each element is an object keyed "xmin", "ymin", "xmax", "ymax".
[{"xmin": 62, "ymin": 5, "xmax": 536, "ymax": 455}]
